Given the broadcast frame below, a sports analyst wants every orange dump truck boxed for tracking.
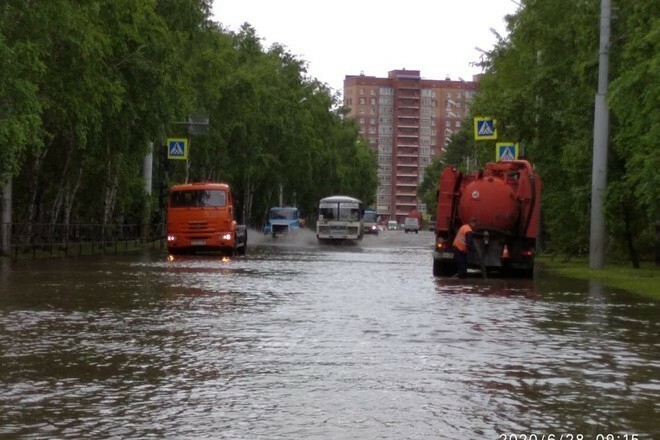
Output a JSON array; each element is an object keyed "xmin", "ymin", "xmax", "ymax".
[
  {"xmin": 433, "ymin": 160, "xmax": 542, "ymax": 278},
  {"xmin": 166, "ymin": 182, "xmax": 247, "ymax": 256}
]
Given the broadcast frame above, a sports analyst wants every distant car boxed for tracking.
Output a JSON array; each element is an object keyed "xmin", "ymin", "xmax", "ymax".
[
  {"xmin": 404, "ymin": 217, "xmax": 419, "ymax": 234},
  {"xmin": 387, "ymin": 220, "xmax": 398, "ymax": 230}
]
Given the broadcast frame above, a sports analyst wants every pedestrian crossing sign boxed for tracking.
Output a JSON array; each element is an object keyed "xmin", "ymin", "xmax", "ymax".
[
  {"xmin": 167, "ymin": 138, "xmax": 188, "ymax": 160},
  {"xmin": 474, "ymin": 117, "xmax": 497, "ymax": 140},
  {"xmin": 496, "ymin": 142, "xmax": 519, "ymax": 161}
]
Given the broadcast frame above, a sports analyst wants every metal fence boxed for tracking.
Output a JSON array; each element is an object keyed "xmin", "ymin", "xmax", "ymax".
[{"xmin": 0, "ymin": 223, "xmax": 166, "ymax": 261}]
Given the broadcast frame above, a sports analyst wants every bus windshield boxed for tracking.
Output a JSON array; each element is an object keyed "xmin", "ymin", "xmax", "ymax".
[
  {"xmin": 319, "ymin": 202, "xmax": 361, "ymax": 221},
  {"xmin": 170, "ymin": 189, "xmax": 227, "ymax": 208}
]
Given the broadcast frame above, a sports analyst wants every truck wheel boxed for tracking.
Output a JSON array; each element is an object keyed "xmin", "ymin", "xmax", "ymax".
[
  {"xmin": 433, "ymin": 259, "xmax": 443, "ymax": 276},
  {"xmin": 433, "ymin": 258, "xmax": 455, "ymax": 276}
]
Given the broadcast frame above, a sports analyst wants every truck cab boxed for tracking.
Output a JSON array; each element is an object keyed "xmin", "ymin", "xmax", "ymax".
[
  {"xmin": 404, "ymin": 217, "xmax": 419, "ymax": 233},
  {"xmin": 362, "ymin": 209, "xmax": 379, "ymax": 235},
  {"xmin": 166, "ymin": 182, "xmax": 247, "ymax": 256},
  {"xmin": 263, "ymin": 207, "xmax": 301, "ymax": 237}
]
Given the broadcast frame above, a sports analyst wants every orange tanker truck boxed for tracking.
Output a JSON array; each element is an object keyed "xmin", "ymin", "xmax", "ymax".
[
  {"xmin": 166, "ymin": 182, "xmax": 247, "ymax": 256},
  {"xmin": 432, "ymin": 159, "xmax": 542, "ymax": 278}
]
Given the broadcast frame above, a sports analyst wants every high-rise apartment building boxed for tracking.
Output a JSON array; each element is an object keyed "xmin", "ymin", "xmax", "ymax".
[{"xmin": 343, "ymin": 69, "xmax": 478, "ymax": 223}]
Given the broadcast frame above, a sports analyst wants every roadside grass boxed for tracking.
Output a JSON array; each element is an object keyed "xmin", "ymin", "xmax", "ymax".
[{"xmin": 538, "ymin": 255, "xmax": 660, "ymax": 300}]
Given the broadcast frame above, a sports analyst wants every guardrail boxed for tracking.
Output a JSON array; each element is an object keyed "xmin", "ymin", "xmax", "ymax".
[{"xmin": 0, "ymin": 223, "xmax": 166, "ymax": 261}]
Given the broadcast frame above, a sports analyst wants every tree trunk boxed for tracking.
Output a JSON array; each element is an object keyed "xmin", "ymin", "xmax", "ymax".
[
  {"xmin": 1, "ymin": 177, "xmax": 12, "ymax": 255},
  {"xmin": 63, "ymin": 155, "xmax": 86, "ymax": 229},
  {"xmin": 655, "ymin": 220, "xmax": 660, "ymax": 266},
  {"xmin": 25, "ymin": 144, "xmax": 50, "ymax": 239},
  {"xmin": 623, "ymin": 208, "xmax": 640, "ymax": 269},
  {"xmin": 103, "ymin": 158, "xmax": 120, "ymax": 225},
  {"xmin": 49, "ymin": 145, "xmax": 73, "ymax": 229}
]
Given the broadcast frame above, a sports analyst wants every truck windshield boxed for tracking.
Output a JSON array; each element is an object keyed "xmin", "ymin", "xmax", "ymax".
[
  {"xmin": 170, "ymin": 189, "xmax": 227, "ymax": 208},
  {"xmin": 269, "ymin": 209, "xmax": 297, "ymax": 220},
  {"xmin": 363, "ymin": 212, "xmax": 378, "ymax": 223}
]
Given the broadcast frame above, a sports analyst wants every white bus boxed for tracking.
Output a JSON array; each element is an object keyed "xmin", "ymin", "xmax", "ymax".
[{"xmin": 316, "ymin": 195, "xmax": 364, "ymax": 243}]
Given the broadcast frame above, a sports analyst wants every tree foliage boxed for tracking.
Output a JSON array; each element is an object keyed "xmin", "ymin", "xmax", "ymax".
[
  {"xmin": 0, "ymin": 1, "xmax": 377, "ymax": 236},
  {"xmin": 431, "ymin": 0, "xmax": 659, "ymax": 264}
]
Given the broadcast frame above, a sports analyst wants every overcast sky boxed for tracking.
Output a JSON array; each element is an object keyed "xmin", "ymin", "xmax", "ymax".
[{"xmin": 211, "ymin": 0, "xmax": 520, "ymax": 94}]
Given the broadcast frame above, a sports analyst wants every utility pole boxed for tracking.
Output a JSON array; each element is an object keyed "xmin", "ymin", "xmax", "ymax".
[{"xmin": 589, "ymin": 0, "xmax": 611, "ymax": 269}]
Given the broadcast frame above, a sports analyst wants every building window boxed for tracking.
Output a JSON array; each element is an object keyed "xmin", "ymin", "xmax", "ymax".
[
  {"xmin": 379, "ymin": 155, "xmax": 392, "ymax": 164},
  {"xmin": 380, "ymin": 87, "xmax": 393, "ymax": 95},
  {"xmin": 359, "ymin": 88, "xmax": 365, "ymax": 95},
  {"xmin": 370, "ymin": 97, "xmax": 376, "ymax": 105},
  {"xmin": 359, "ymin": 97, "xmax": 366, "ymax": 105}
]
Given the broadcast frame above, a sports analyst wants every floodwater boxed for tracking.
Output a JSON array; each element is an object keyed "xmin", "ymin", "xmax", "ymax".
[{"xmin": 0, "ymin": 230, "xmax": 658, "ymax": 439}]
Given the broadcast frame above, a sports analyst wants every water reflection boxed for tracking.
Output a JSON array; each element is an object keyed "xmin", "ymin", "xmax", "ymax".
[{"xmin": 0, "ymin": 239, "xmax": 658, "ymax": 439}]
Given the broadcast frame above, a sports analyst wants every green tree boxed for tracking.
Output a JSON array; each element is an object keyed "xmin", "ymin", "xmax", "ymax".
[{"xmin": 608, "ymin": 0, "xmax": 660, "ymax": 264}]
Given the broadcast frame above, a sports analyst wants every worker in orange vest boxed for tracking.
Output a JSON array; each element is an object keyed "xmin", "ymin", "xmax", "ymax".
[{"xmin": 453, "ymin": 217, "xmax": 478, "ymax": 278}]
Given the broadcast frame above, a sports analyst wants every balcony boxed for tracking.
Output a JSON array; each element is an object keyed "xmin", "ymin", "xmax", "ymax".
[
  {"xmin": 396, "ymin": 171, "xmax": 418, "ymax": 178},
  {"xmin": 396, "ymin": 80, "xmax": 419, "ymax": 90}
]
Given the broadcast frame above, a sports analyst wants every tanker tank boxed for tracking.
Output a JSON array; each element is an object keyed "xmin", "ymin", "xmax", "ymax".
[{"xmin": 458, "ymin": 175, "xmax": 519, "ymax": 233}]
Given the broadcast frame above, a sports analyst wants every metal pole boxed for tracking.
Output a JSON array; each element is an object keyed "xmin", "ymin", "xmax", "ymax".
[{"xmin": 589, "ymin": 0, "xmax": 611, "ymax": 269}]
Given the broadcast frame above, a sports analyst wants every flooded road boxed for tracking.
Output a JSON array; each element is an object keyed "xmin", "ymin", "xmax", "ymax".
[{"xmin": 0, "ymin": 230, "xmax": 658, "ymax": 439}]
